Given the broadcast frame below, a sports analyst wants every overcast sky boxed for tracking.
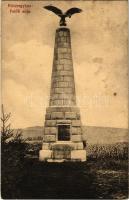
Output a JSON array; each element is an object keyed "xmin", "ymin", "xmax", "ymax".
[{"xmin": 2, "ymin": 0, "xmax": 128, "ymax": 129}]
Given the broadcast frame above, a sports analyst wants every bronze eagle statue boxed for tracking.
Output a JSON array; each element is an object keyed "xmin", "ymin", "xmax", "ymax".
[{"xmin": 44, "ymin": 5, "xmax": 82, "ymax": 26}]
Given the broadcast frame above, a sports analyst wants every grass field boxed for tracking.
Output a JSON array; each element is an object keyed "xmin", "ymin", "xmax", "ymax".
[
  {"xmin": 1, "ymin": 142, "xmax": 128, "ymax": 199},
  {"xmin": 15, "ymin": 158, "xmax": 128, "ymax": 199}
]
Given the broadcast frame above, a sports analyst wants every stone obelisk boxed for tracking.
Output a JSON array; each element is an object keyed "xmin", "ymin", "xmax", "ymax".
[{"xmin": 39, "ymin": 27, "xmax": 86, "ymax": 162}]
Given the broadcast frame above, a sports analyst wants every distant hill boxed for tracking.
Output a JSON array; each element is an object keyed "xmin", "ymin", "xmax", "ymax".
[
  {"xmin": 17, "ymin": 126, "xmax": 128, "ymax": 144},
  {"xmin": 82, "ymin": 126, "xmax": 128, "ymax": 144}
]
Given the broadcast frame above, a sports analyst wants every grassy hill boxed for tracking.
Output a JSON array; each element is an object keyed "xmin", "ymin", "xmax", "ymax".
[
  {"xmin": 82, "ymin": 126, "xmax": 128, "ymax": 144},
  {"xmin": 18, "ymin": 126, "xmax": 128, "ymax": 144}
]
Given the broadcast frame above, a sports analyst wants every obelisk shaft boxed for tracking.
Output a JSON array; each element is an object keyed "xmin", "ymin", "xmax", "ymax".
[{"xmin": 49, "ymin": 28, "xmax": 76, "ymax": 107}]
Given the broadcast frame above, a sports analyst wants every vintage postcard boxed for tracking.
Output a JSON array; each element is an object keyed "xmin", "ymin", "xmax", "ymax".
[{"xmin": 1, "ymin": 0, "xmax": 128, "ymax": 199}]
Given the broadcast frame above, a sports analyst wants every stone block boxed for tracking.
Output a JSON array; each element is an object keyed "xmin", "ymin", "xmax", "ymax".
[
  {"xmin": 57, "ymin": 120, "xmax": 71, "ymax": 124},
  {"xmin": 66, "ymin": 37, "xmax": 70, "ymax": 43},
  {"xmin": 69, "ymin": 101, "xmax": 76, "ymax": 106},
  {"xmin": 70, "ymin": 107, "xmax": 80, "ymax": 112},
  {"xmin": 59, "ymin": 31, "xmax": 64, "ymax": 36},
  {"xmin": 57, "ymin": 100, "xmax": 63, "ymax": 106},
  {"xmin": 54, "ymin": 87, "xmax": 73, "ymax": 94},
  {"xmin": 45, "ymin": 127, "xmax": 57, "ymax": 135},
  {"xmin": 76, "ymin": 113, "xmax": 81, "ymax": 119},
  {"xmin": 56, "ymin": 64, "xmax": 64, "ymax": 71},
  {"xmin": 66, "ymin": 60, "xmax": 72, "ymax": 65},
  {"xmin": 62, "ymin": 82, "xmax": 73, "ymax": 87},
  {"xmin": 58, "ymin": 48, "xmax": 67, "ymax": 53},
  {"xmin": 47, "ymin": 159, "xmax": 65, "ymax": 163},
  {"xmin": 72, "ymin": 127, "xmax": 82, "ymax": 135},
  {"xmin": 72, "ymin": 96, "xmax": 76, "ymax": 102},
  {"xmin": 50, "ymin": 127, "xmax": 57, "ymax": 134},
  {"xmin": 65, "ymin": 112, "xmax": 76, "ymax": 119},
  {"xmin": 50, "ymin": 88, "xmax": 54, "ymax": 94},
  {"xmin": 57, "ymin": 93, "xmax": 74, "ymax": 100},
  {"xmin": 45, "ymin": 113, "xmax": 51, "ymax": 120},
  {"xmin": 52, "ymin": 72, "xmax": 57, "ymax": 77},
  {"xmin": 67, "ymin": 49, "xmax": 71, "ymax": 53},
  {"xmin": 54, "ymin": 87, "xmax": 64, "ymax": 94},
  {"xmin": 44, "ymin": 127, "xmax": 50, "ymax": 134},
  {"xmin": 45, "ymin": 120, "xmax": 56, "ymax": 127},
  {"xmin": 65, "ymin": 88, "xmax": 73, "ymax": 94},
  {"xmin": 73, "ymin": 142, "xmax": 84, "ymax": 150},
  {"xmin": 46, "ymin": 107, "xmax": 78, "ymax": 113},
  {"xmin": 60, "ymin": 81, "xmax": 69, "ymax": 88},
  {"xmin": 62, "ymin": 107, "xmax": 71, "ymax": 112},
  {"xmin": 57, "ymin": 42, "xmax": 67, "ymax": 48},
  {"xmin": 54, "ymin": 81, "xmax": 67, "ymax": 88},
  {"xmin": 64, "ymin": 64, "xmax": 72, "ymax": 71},
  {"xmin": 42, "ymin": 143, "xmax": 50, "ymax": 150},
  {"xmin": 51, "ymin": 112, "xmax": 64, "ymax": 119},
  {"xmin": 64, "ymin": 31, "xmax": 68, "ymax": 36},
  {"xmin": 53, "ymin": 76, "xmax": 64, "ymax": 82},
  {"xmin": 62, "ymin": 99, "xmax": 73, "ymax": 106},
  {"xmin": 39, "ymin": 150, "xmax": 52, "ymax": 161},
  {"xmin": 60, "ymin": 59, "xmax": 72, "ymax": 65},
  {"xmin": 63, "ymin": 100, "xmax": 71, "ymax": 106},
  {"xmin": 71, "ymin": 135, "xmax": 82, "ymax": 142},
  {"xmin": 64, "ymin": 107, "xmax": 76, "ymax": 112},
  {"xmin": 46, "ymin": 107, "xmax": 62, "ymax": 112},
  {"xmin": 72, "ymin": 120, "xmax": 81, "ymax": 126},
  {"xmin": 63, "ymin": 76, "xmax": 73, "ymax": 82},
  {"xmin": 71, "ymin": 150, "xmax": 86, "ymax": 161},
  {"xmin": 53, "ymin": 82, "xmax": 58, "ymax": 88},
  {"xmin": 68, "ymin": 82, "xmax": 73, "ymax": 87},
  {"xmin": 44, "ymin": 135, "xmax": 56, "ymax": 142},
  {"xmin": 58, "ymin": 53, "xmax": 64, "ymax": 59},
  {"xmin": 60, "ymin": 37, "xmax": 67, "ymax": 42},
  {"xmin": 58, "ymin": 93, "xmax": 68, "ymax": 99},
  {"xmin": 62, "ymin": 53, "xmax": 71, "ymax": 59},
  {"xmin": 59, "ymin": 70, "xmax": 73, "ymax": 76},
  {"xmin": 57, "ymin": 37, "xmax": 61, "ymax": 42},
  {"xmin": 58, "ymin": 100, "xmax": 63, "ymax": 106},
  {"xmin": 52, "ymin": 150, "xmax": 71, "ymax": 159},
  {"xmin": 50, "ymin": 101, "xmax": 56, "ymax": 106},
  {"xmin": 54, "ymin": 60, "xmax": 60, "ymax": 65},
  {"xmin": 63, "ymin": 42, "xmax": 70, "ymax": 47},
  {"xmin": 54, "ymin": 99, "xmax": 64, "ymax": 106},
  {"xmin": 51, "ymin": 94, "xmax": 59, "ymax": 100}
]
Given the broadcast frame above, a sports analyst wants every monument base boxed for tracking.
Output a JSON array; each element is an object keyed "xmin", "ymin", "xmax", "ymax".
[{"xmin": 39, "ymin": 149, "xmax": 86, "ymax": 162}]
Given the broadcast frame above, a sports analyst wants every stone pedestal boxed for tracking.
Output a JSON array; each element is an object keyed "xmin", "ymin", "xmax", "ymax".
[
  {"xmin": 39, "ymin": 149, "xmax": 86, "ymax": 162},
  {"xmin": 39, "ymin": 27, "xmax": 86, "ymax": 162}
]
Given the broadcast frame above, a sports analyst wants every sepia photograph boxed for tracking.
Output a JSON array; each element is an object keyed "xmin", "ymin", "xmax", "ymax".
[{"xmin": 1, "ymin": 0, "xmax": 128, "ymax": 199}]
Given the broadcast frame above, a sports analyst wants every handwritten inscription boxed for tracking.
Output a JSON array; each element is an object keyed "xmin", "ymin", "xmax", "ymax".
[{"xmin": 8, "ymin": 4, "xmax": 32, "ymax": 14}]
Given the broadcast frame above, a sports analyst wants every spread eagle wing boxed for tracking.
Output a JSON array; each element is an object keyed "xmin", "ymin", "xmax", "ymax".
[
  {"xmin": 65, "ymin": 7, "xmax": 82, "ymax": 17},
  {"xmin": 44, "ymin": 5, "xmax": 63, "ymax": 17}
]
